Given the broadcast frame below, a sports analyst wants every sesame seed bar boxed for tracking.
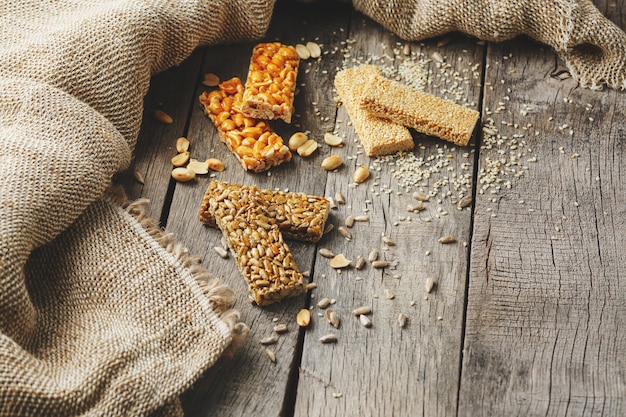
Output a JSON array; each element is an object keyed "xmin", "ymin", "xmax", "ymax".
[
  {"xmin": 200, "ymin": 183, "xmax": 330, "ymax": 243},
  {"xmin": 360, "ymin": 74, "xmax": 480, "ymax": 146},
  {"xmin": 206, "ymin": 181, "xmax": 307, "ymax": 306},
  {"xmin": 199, "ymin": 77, "xmax": 292, "ymax": 173},
  {"xmin": 334, "ymin": 65, "xmax": 415, "ymax": 157},
  {"xmin": 241, "ymin": 42, "xmax": 300, "ymax": 123}
]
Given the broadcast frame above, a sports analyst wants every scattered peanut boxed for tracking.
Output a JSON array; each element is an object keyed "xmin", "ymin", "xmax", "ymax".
[
  {"xmin": 206, "ymin": 158, "xmax": 225, "ymax": 171},
  {"xmin": 297, "ymin": 139, "xmax": 318, "ymax": 157},
  {"xmin": 171, "ymin": 167, "xmax": 195, "ymax": 182},
  {"xmin": 202, "ymin": 73, "xmax": 220, "ymax": 87},
  {"xmin": 321, "ymin": 155, "xmax": 343, "ymax": 170},
  {"xmin": 172, "ymin": 152, "xmax": 190, "ymax": 167},
  {"xmin": 176, "ymin": 137, "xmax": 190, "ymax": 153},
  {"xmin": 324, "ymin": 132, "xmax": 343, "ymax": 147},
  {"xmin": 187, "ymin": 159, "xmax": 209, "ymax": 175},
  {"xmin": 330, "ymin": 254, "xmax": 351, "ymax": 269},
  {"xmin": 288, "ymin": 132, "xmax": 308, "ymax": 151},
  {"xmin": 297, "ymin": 309, "xmax": 311, "ymax": 327},
  {"xmin": 295, "ymin": 43, "xmax": 311, "ymax": 60},
  {"xmin": 306, "ymin": 41, "xmax": 322, "ymax": 58}
]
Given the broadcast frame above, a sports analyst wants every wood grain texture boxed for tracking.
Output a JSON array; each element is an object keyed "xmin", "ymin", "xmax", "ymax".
[
  {"xmin": 124, "ymin": 0, "xmax": 626, "ymax": 416},
  {"xmin": 293, "ymin": 8, "xmax": 484, "ymax": 417},
  {"xmin": 459, "ymin": 1, "xmax": 626, "ymax": 415}
]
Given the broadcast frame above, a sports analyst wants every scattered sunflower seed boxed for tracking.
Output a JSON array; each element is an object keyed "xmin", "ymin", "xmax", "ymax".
[
  {"xmin": 335, "ymin": 191, "xmax": 346, "ymax": 204},
  {"xmin": 355, "ymin": 255, "xmax": 366, "ymax": 270},
  {"xmin": 317, "ymin": 298, "xmax": 331, "ymax": 309},
  {"xmin": 345, "ymin": 215, "xmax": 355, "ymax": 228},
  {"xmin": 337, "ymin": 226, "xmax": 352, "ymax": 240},
  {"xmin": 425, "ymin": 277, "xmax": 436, "ymax": 293},
  {"xmin": 457, "ymin": 195, "xmax": 473, "ymax": 209},
  {"xmin": 319, "ymin": 333, "xmax": 338, "ymax": 343},
  {"xmin": 413, "ymin": 191, "xmax": 430, "ymax": 202},
  {"xmin": 265, "ymin": 348, "xmax": 276, "ymax": 363},
  {"xmin": 398, "ymin": 313, "xmax": 408, "ymax": 328},
  {"xmin": 352, "ymin": 306, "xmax": 371, "ymax": 316},
  {"xmin": 133, "ymin": 170, "xmax": 145, "ymax": 185},
  {"xmin": 372, "ymin": 260, "xmax": 390, "ymax": 269},
  {"xmin": 354, "ymin": 215, "xmax": 369, "ymax": 222},
  {"xmin": 260, "ymin": 335, "xmax": 278, "ymax": 345},
  {"xmin": 368, "ymin": 249, "xmax": 379, "ymax": 262},
  {"xmin": 214, "ymin": 246, "xmax": 229, "ymax": 259},
  {"xmin": 359, "ymin": 314, "xmax": 372, "ymax": 328},
  {"xmin": 438, "ymin": 235, "xmax": 457, "ymax": 244},
  {"xmin": 306, "ymin": 282, "xmax": 317, "ymax": 290},
  {"xmin": 153, "ymin": 109, "xmax": 173, "ymax": 124},
  {"xmin": 326, "ymin": 309, "xmax": 340, "ymax": 328},
  {"xmin": 382, "ymin": 236, "xmax": 396, "ymax": 246},
  {"xmin": 384, "ymin": 289, "xmax": 395, "ymax": 300},
  {"xmin": 353, "ymin": 165, "xmax": 370, "ymax": 184},
  {"xmin": 273, "ymin": 324, "xmax": 288, "ymax": 334},
  {"xmin": 319, "ymin": 248, "xmax": 335, "ymax": 258}
]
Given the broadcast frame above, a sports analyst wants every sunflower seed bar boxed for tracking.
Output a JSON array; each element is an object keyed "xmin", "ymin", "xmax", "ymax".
[
  {"xmin": 200, "ymin": 182, "xmax": 330, "ymax": 243},
  {"xmin": 241, "ymin": 42, "xmax": 300, "ymax": 123},
  {"xmin": 199, "ymin": 77, "xmax": 292, "ymax": 173},
  {"xmin": 334, "ymin": 65, "xmax": 414, "ymax": 157},
  {"xmin": 206, "ymin": 181, "xmax": 307, "ymax": 306},
  {"xmin": 360, "ymin": 74, "xmax": 480, "ymax": 146}
]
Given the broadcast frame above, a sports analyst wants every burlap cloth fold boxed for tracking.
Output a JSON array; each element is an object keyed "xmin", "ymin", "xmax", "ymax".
[
  {"xmin": 354, "ymin": 0, "xmax": 626, "ymax": 90},
  {"xmin": 1, "ymin": 0, "xmax": 624, "ymax": 416}
]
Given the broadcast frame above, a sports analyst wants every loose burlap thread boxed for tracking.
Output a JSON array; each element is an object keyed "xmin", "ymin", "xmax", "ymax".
[{"xmin": 1, "ymin": 0, "xmax": 625, "ymax": 416}]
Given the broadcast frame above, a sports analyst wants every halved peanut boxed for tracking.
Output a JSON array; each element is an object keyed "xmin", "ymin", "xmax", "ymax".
[
  {"xmin": 176, "ymin": 137, "xmax": 190, "ymax": 153},
  {"xmin": 288, "ymin": 132, "xmax": 308, "ymax": 151},
  {"xmin": 188, "ymin": 159, "xmax": 209, "ymax": 175},
  {"xmin": 306, "ymin": 41, "xmax": 322, "ymax": 59},
  {"xmin": 321, "ymin": 155, "xmax": 343, "ymax": 171},
  {"xmin": 202, "ymin": 72, "xmax": 220, "ymax": 87},
  {"xmin": 295, "ymin": 44, "xmax": 310, "ymax": 60},
  {"xmin": 171, "ymin": 152, "xmax": 190, "ymax": 167},
  {"xmin": 206, "ymin": 158, "xmax": 225, "ymax": 172},
  {"xmin": 324, "ymin": 133, "xmax": 343, "ymax": 147},
  {"xmin": 297, "ymin": 139, "xmax": 318, "ymax": 157}
]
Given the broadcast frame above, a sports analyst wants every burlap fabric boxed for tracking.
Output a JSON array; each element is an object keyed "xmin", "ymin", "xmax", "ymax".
[
  {"xmin": 0, "ymin": 1, "xmax": 273, "ymax": 415},
  {"xmin": 354, "ymin": 0, "xmax": 626, "ymax": 90},
  {"xmin": 1, "ymin": 0, "xmax": 625, "ymax": 416}
]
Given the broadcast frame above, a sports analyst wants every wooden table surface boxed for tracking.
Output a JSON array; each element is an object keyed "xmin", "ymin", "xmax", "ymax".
[{"xmin": 122, "ymin": 1, "xmax": 626, "ymax": 416}]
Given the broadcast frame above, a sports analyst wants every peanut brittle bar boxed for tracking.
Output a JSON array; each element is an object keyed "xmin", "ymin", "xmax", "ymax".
[
  {"xmin": 334, "ymin": 65, "xmax": 415, "ymax": 157},
  {"xmin": 200, "ymin": 182, "xmax": 330, "ymax": 243},
  {"xmin": 241, "ymin": 42, "xmax": 300, "ymax": 123},
  {"xmin": 206, "ymin": 181, "xmax": 307, "ymax": 306},
  {"xmin": 360, "ymin": 74, "xmax": 480, "ymax": 146},
  {"xmin": 199, "ymin": 77, "xmax": 292, "ymax": 173}
]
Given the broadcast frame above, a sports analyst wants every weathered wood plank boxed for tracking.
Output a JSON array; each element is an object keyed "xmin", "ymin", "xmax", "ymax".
[
  {"xmin": 293, "ymin": 9, "xmax": 484, "ymax": 417},
  {"xmin": 121, "ymin": 50, "xmax": 204, "ymax": 222},
  {"xmin": 175, "ymin": 2, "xmax": 351, "ymax": 416},
  {"xmin": 459, "ymin": 1, "xmax": 626, "ymax": 415}
]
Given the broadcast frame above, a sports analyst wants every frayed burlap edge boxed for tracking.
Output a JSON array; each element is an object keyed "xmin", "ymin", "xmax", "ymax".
[{"xmin": 108, "ymin": 186, "xmax": 249, "ymax": 358}]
